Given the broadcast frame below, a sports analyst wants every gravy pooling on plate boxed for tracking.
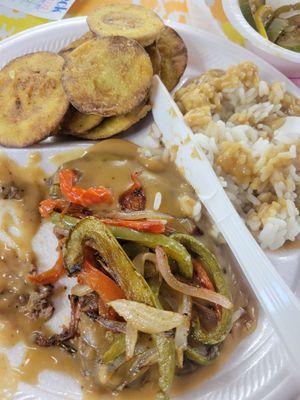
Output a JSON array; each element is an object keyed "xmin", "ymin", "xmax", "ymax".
[{"xmin": 0, "ymin": 140, "xmax": 257, "ymax": 399}]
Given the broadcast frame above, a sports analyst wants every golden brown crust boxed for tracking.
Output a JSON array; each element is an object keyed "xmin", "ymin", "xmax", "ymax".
[
  {"xmin": 87, "ymin": 4, "xmax": 164, "ymax": 47},
  {"xmin": 81, "ymin": 102, "xmax": 151, "ymax": 140},
  {"xmin": 0, "ymin": 52, "xmax": 69, "ymax": 148},
  {"xmin": 157, "ymin": 26, "xmax": 188, "ymax": 91},
  {"xmin": 62, "ymin": 107, "xmax": 103, "ymax": 135},
  {"xmin": 59, "ymin": 32, "xmax": 94, "ymax": 57},
  {"xmin": 145, "ymin": 43, "xmax": 161, "ymax": 76},
  {"xmin": 62, "ymin": 37, "xmax": 153, "ymax": 117}
]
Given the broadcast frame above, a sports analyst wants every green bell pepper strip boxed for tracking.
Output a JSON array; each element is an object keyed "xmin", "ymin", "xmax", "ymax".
[
  {"xmin": 153, "ymin": 335, "xmax": 175, "ymax": 400},
  {"xmin": 103, "ymin": 334, "xmax": 126, "ymax": 363},
  {"xmin": 171, "ymin": 234, "xmax": 233, "ymax": 345},
  {"xmin": 185, "ymin": 346, "xmax": 214, "ymax": 366},
  {"xmin": 148, "ymin": 275, "xmax": 162, "ymax": 298},
  {"xmin": 51, "ymin": 212, "xmax": 78, "ymax": 230},
  {"xmin": 51, "ymin": 212, "xmax": 193, "ymax": 278},
  {"xmin": 122, "ymin": 242, "xmax": 148, "ymax": 260},
  {"xmin": 64, "ymin": 217, "xmax": 157, "ymax": 305},
  {"xmin": 64, "ymin": 216, "xmax": 176, "ymax": 398}
]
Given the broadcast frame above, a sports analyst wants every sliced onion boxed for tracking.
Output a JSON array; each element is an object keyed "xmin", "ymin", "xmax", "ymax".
[
  {"xmin": 109, "ymin": 300, "xmax": 187, "ymax": 334},
  {"xmin": 232, "ymin": 307, "xmax": 245, "ymax": 324},
  {"xmin": 71, "ymin": 284, "xmax": 93, "ymax": 297},
  {"xmin": 175, "ymin": 294, "xmax": 192, "ymax": 368},
  {"xmin": 98, "ymin": 364, "xmax": 110, "ymax": 385},
  {"xmin": 101, "ymin": 211, "xmax": 174, "ymax": 221},
  {"xmin": 125, "ymin": 322, "xmax": 138, "ymax": 360},
  {"xmin": 155, "ymin": 246, "xmax": 233, "ymax": 310},
  {"xmin": 133, "ymin": 252, "xmax": 157, "ymax": 275}
]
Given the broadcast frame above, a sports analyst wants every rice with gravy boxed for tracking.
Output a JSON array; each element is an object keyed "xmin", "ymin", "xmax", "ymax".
[{"xmin": 174, "ymin": 61, "xmax": 300, "ymax": 250}]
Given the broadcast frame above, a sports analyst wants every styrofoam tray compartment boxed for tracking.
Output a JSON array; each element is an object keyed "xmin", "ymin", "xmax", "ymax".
[{"xmin": 0, "ymin": 18, "xmax": 300, "ymax": 400}]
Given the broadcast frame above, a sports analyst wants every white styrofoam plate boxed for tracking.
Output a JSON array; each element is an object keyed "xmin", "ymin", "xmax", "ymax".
[{"xmin": 0, "ymin": 17, "xmax": 300, "ymax": 400}]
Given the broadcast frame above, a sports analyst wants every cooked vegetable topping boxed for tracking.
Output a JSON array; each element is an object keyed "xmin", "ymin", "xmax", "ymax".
[
  {"xmin": 98, "ymin": 218, "xmax": 166, "ymax": 233},
  {"xmin": 155, "ymin": 246, "xmax": 232, "ymax": 309},
  {"xmin": 51, "ymin": 212, "xmax": 194, "ymax": 278},
  {"xmin": 39, "ymin": 198, "xmax": 69, "ymax": 218},
  {"xmin": 27, "ymin": 145, "xmax": 254, "ymax": 399},
  {"xmin": 109, "ymin": 299, "xmax": 187, "ymax": 334},
  {"xmin": 28, "ymin": 240, "xmax": 65, "ymax": 285},
  {"xmin": 77, "ymin": 248, "xmax": 125, "ymax": 314},
  {"xmin": 59, "ymin": 168, "xmax": 113, "ymax": 207}
]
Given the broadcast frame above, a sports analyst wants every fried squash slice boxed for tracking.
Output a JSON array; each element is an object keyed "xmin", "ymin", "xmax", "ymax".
[
  {"xmin": 87, "ymin": 4, "xmax": 164, "ymax": 46},
  {"xmin": 0, "ymin": 52, "xmax": 69, "ymax": 148},
  {"xmin": 63, "ymin": 107, "xmax": 103, "ymax": 135},
  {"xmin": 146, "ymin": 43, "xmax": 161, "ymax": 76},
  {"xmin": 157, "ymin": 27, "xmax": 188, "ymax": 91},
  {"xmin": 62, "ymin": 37, "xmax": 153, "ymax": 117},
  {"xmin": 81, "ymin": 102, "xmax": 151, "ymax": 140},
  {"xmin": 59, "ymin": 32, "xmax": 94, "ymax": 57}
]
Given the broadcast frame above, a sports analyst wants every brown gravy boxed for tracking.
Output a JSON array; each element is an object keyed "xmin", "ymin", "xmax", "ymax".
[
  {"xmin": 61, "ymin": 140, "xmax": 197, "ymax": 218},
  {"xmin": 0, "ymin": 140, "xmax": 257, "ymax": 399}
]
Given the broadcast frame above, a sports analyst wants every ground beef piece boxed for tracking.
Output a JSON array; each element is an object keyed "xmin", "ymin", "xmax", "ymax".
[
  {"xmin": 35, "ymin": 295, "xmax": 80, "ymax": 349},
  {"xmin": 79, "ymin": 292, "xmax": 99, "ymax": 316},
  {"xmin": 119, "ymin": 172, "xmax": 146, "ymax": 211},
  {"xmin": 0, "ymin": 183, "xmax": 24, "ymax": 199},
  {"xmin": 25, "ymin": 284, "xmax": 54, "ymax": 321}
]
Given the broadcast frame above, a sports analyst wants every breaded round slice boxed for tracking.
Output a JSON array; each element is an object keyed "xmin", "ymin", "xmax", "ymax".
[
  {"xmin": 87, "ymin": 4, "xmax": 164, "ymax": 46},
  {"xmin": 0, "ymin": 52, "xmax": 69, "ymax": 148},
  {"xmin": 146, "ymin": 43, "xmax": 161, "ymax": 76},
  {"xmin": 63, "ymin": 107, "xmax": 103, "ymax": 135},
  {"xmin": 59, "ymin": 32, "xmax": 94, "ymax": 57},
  {"xmin": 82, "ymin": 102, "xmax": 151, "ymax": 140},
  {"xmin": 157, "ymin": 27, "xmax": 188, "ymax": 91},
  {"xmin": 62, "ymin": 37, "xmax": 153, "ymax": 117}
]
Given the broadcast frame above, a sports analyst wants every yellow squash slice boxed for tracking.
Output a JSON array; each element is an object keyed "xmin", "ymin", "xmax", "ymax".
[
  {"xmin": 157, "ymin": 27, "xmax": 188, "ymax": 91},
  {"xmin": 146, "ymin": 43, "xmax": 161, "ymax": 76},
  {"xmin": 62, "ymin": 37, "xmax": 153, "ymax": 117},
  {"xmin": 59, "ymin": 32, "xmax": 94, "ymax": 57},
  {"xmin": 82, "ymin": 102, "xmax": 151, "ymax": 140},
  {"xmin": 63, "ymin": 107, "xmax": 103, "ymax": 135},
  {"xmin": 0, "ymin": 52, "xmax": 69, "ymax": 148},
  {"xmin": 87, "ymin": 4, "xmax": 164, "ymax": 46}
]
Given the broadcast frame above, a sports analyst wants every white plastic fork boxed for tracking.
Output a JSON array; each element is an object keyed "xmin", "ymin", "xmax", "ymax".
[{"xmin": 150, "ymin": 75, "xmax": 300, "ymax": 370}]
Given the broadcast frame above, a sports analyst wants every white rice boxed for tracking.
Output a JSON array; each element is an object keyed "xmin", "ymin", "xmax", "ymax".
[
  {"xmin": 153, "ymin": 192, "xmax": 162, "ymax": 211},
  {"xmin": 195, "ymin": 100, "xmax": 300, "ymax": 249}
]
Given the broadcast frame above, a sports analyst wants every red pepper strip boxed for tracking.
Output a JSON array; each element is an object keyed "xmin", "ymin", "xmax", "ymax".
[
  {"xmin": 130, "ymin": 171, "xmax": 142, "ymax": 190},
  {"xmin": 39, "ymin": 198, "xmax": 69, "ymax": 218},
  {"xmin": 193, "ymin": 259, "xmax": 221, "ymax": 320},
  {"xmin": 59, "ymin": 169, "xmax": 113, "ymax": 207},
  {"xmin": 99, "ymin": 218, "xmax": 166, "ymax": 234},
  {"xmin": 78, "ymin": 249, "xmax": 125, "ymax": 319},
  {"xmin": 78, "ymin": 250, "xmax": 125, "ymax": 305},
  {"xmin": 28, "ymin": 246, "xmax": 65, "ymax": 285}
]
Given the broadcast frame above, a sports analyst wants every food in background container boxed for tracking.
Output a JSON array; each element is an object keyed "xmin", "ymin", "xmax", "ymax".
[{"xmin": 240, "ymin": 0, "xmax": 300, "ymax": 52}]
